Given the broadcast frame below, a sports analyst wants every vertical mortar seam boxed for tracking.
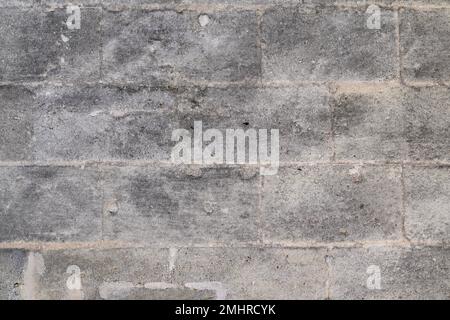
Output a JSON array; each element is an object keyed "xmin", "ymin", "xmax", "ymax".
[
  {"xmin": 400, "ymin": 163, "xmax": 411, "ymax": 243},
  {"xmin": 99, "ymin": 5, "xmax": 104, "ymax": 82},
  {"xmin": 395, "ymin": 7, "xmax": 404, "ymax": 85},
  {"xmin": 325, "ymin": 248, "xmax": 332, "ymax": 300},
  {"xmin": 256, "ymin": 8, "xmax": 264, "ymax": 86},
  {"xmin": 329, "ymin": 86, "xmax": 337, "ymax": 162},
  {"xmin": 257, "ymin": 172, "xmax": 264, "ymax": 245},
  {"xmin": 100, "ymin": 168, "xmax": 106, "ymax": 242}
]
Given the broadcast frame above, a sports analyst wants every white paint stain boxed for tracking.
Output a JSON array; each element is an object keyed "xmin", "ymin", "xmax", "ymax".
[
  {"xmin": 89, "ymin": 110, "xmax": 104, "ymax": 117},
  {"xmin": 198, "ymin": 14, "xmax": 210, "ymax": 27},
  {"xmin": 21, "ymin": 252, "xmax": 45, "ymax": 300},
  {"xmin": 65, "ymin": 266, "xmax": 85, "ymax": 301},
  {"xmin": 98, "ymin": 281, "xmax": 227, "ymax": 300},
  {"xmin": 104, "ymin": 198, "xmax": 119, "ymax": 215},
  {"xmin": 110, "ymin": 110, "xmax": 127, "ymax": 118},
  {"xmin": 66, "ymin": 265, "xmax": 82, "ymax": 290},
  {"xmin": 366, "ymin": 265, "xmax": 382, "ymax": 290},
  {"xmin": 144, "ymin": 282, "xmax": 179, "ymax": 290},
  {"xmin": 185, "ymin": 282, "xmax": 227, "ymax": 300},
  {"xmin": 169, "ymin": 248, "xmax": 178, "ymax": 272},
  {"xmin": 66, "ymin": 5, "xmax": 81, "ymax": 30},
  {"xmin": 99, "ymin": 281, "xmax": 178, "ymax": 299},
  {"xmin": 349, "ymin": 165, "xmax": 363, "ymax": 183}
]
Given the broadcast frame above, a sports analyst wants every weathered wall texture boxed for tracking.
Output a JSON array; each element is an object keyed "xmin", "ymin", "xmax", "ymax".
[{"xmin": 0, "ymin": 0, "xmax": 449, "ymax": 300}]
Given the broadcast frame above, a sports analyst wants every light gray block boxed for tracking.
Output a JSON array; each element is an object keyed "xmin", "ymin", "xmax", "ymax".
[
  {"xmin": 403, "ymin": 87, "xmax": 450, "ymax": 161},
  {"xmin": 262, "ymin": 6, "xmax": 397, "ymax": 81},
  {"xmin": 0, "ymin": 250, "xmax": 27, "ymax": 300},
  {"xmin": 34, "ymin": 249, "xmax": 174, "ymax": 299},
  {"xmin": 262, "ymin": 165, "xmax": 403, "ymax": 243},
  {"xmin": 173, "ymin": 247, "xmax": 328, "ymax": 299},
  {"xmin": 0, "ymin": 0, "xmax": 39, "ymax": 7},
  {"xmin": 404, "ymin": 166, "xmax": 450, "ymax": 242},
  {"xmin": 31, "ymin": 85, "xmax": 179, "ymax": 161},
  {"xmin": 329, "ymin": 247, "xmax": 450, "ymax": 299}
]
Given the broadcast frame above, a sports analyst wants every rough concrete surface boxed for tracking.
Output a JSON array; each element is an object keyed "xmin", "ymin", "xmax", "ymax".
[{"xmin": 0, "ymin": 0, "xmax": 449, "ymax": 300}]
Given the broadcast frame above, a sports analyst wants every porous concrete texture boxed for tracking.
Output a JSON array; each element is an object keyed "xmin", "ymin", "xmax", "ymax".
[{"xmin": 0, "ymin": 0, "xmax": 449, "ymax": 300}]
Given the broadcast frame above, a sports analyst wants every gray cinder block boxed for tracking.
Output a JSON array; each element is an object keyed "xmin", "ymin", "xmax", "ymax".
[
  {"xmin": 102, "ymin": 165, "xmax": 260, "ymax": 245},
  {"xmin": 102, "ymin": 10, "xmax": 260, "ymax": 83},
  {"xmin": 404, "ymin": 166, "xmax": 450, "ymax": 242},
  {"xmin": 262, "ymin": 165, "xmax": 403, "ymax": 243},
  {"xmin": 400, "ymin": 9, "xmax": 450, "ymax": 83},
  {"xmin": 329, "ymin": 247, "xmax": 450, "ymax": 299},
  {"xmin": 173, "ymin": 247, "xmax": 328, "ymax": 299},
  {"xmin": 0, "ymin": 166, "xmax": 102, "ymax": 242},
  {"xmin": 0, "ymin": 7, "xmax": 101, "ymax": 81},
  {"xmin": 0, "ymin": 85, "xmax": 35, "ymax": 161},
  {"xmin": 0, "ymin": 250, "xmax": 27, "ymax": 300},
  {"xmin": 31, "ymin": 85, "xmax": 179, "ymax": 161},
  {"xmin": 333, "ymin": 86, "xmax": 450, "ymax": 161},
  {"xmin": 31, "ymin": 249, "xmax": 170, "ymax": 299},
  {"xmin": 262, "ymin": 6, "xmax": 397, "ymax": 81}
]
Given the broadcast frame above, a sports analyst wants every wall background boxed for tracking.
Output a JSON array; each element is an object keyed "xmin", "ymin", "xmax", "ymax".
[{"xmin": 0, "ymin": 0, "xmax": 449, "ymax": 299}]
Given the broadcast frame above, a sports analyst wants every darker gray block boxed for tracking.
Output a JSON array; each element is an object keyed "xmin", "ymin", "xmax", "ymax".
[
  {"xmin": 102, "ymin": 10, "xmax": 260, "ymax": 83},
  {"xmin": 333, "ymin": 86, "xmax": 450, "ymax": 161},
  {"xmin": 0, "ymin": 7, "xmax": 101, "ymax": 81},
  {"xmin": 0, "ymin": 250, "xmax": 27, "ymax": 300},
  {"xmin": 333, "ymin": 86, "xmax": 406, "ymax": 161},
  {"xmin": 0, "ymin": 85, "xmax": 35, "ymax": 161},
  {"xmin": 262, "ymin": 165, "xmax": 403, "ymax": 242},
  {"xmin": 262, "ymin": 6, "xmax": 397, "ymax": 81},
  {"xmin": 102, "ymin": 165, "xmax": 259, "ymax": 245},
  {"xmin": 0, "ymin": 166, "xmax": 102, "ymax": 241},
  {"xmin": 329, "ymin": 247, "xmax": 450, "ymax": 299},
  {"xmin": 400, "ymin": 9, "xmax": 450, "ymax": 83},
  {"xmin": 404, "ymin": 166, "xmax": 450, "ymax": 242},
  {"xmin": 403, "ymin": 87, "xmax": 450, "ymax": 161}
]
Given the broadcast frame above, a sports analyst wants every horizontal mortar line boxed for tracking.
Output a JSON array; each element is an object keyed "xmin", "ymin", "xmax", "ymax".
[
  {"xmin": 0, "ymin": 79, "xmax": 399, "ymax": 87},
  {"xmin": 283, "ymin": 160, "xmax": 450, "ymax": 167},
  {"xmin": 335, "ymin": 3, "xmax": 450, "ymax": 10},
  {"xmin": 3, "ymin": 2, "xmax": 450, "ymax": 13},
  {"xmin": 25, "ymin": 1, "xmax": 450, "ymax": 11},
  {"xmin": 261, "ymin": 239, "xmax": 450, "ymax": 249},
  {"xmin": 402, "ymin": 79, "xmax": 450, "ymax": 88},
  {"xmin": 100, "ymin": 3, "xmax": 269, "ymax": 12},
  {"xmin": 0, "ymin": 239, "xmax": 447, "ymax": 251},
  {"xmin": 0, "ymin": 160, "xmax": 448, "ymax": 168},
  {"xmin": 0, "ymin": 79, "xmax": 448, "ymax": 89}
]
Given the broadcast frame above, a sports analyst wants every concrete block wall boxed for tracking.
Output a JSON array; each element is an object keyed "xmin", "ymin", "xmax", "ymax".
[{"xmin": 0, "ymin": 0, "xmax": 449, "ymax": 299}]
